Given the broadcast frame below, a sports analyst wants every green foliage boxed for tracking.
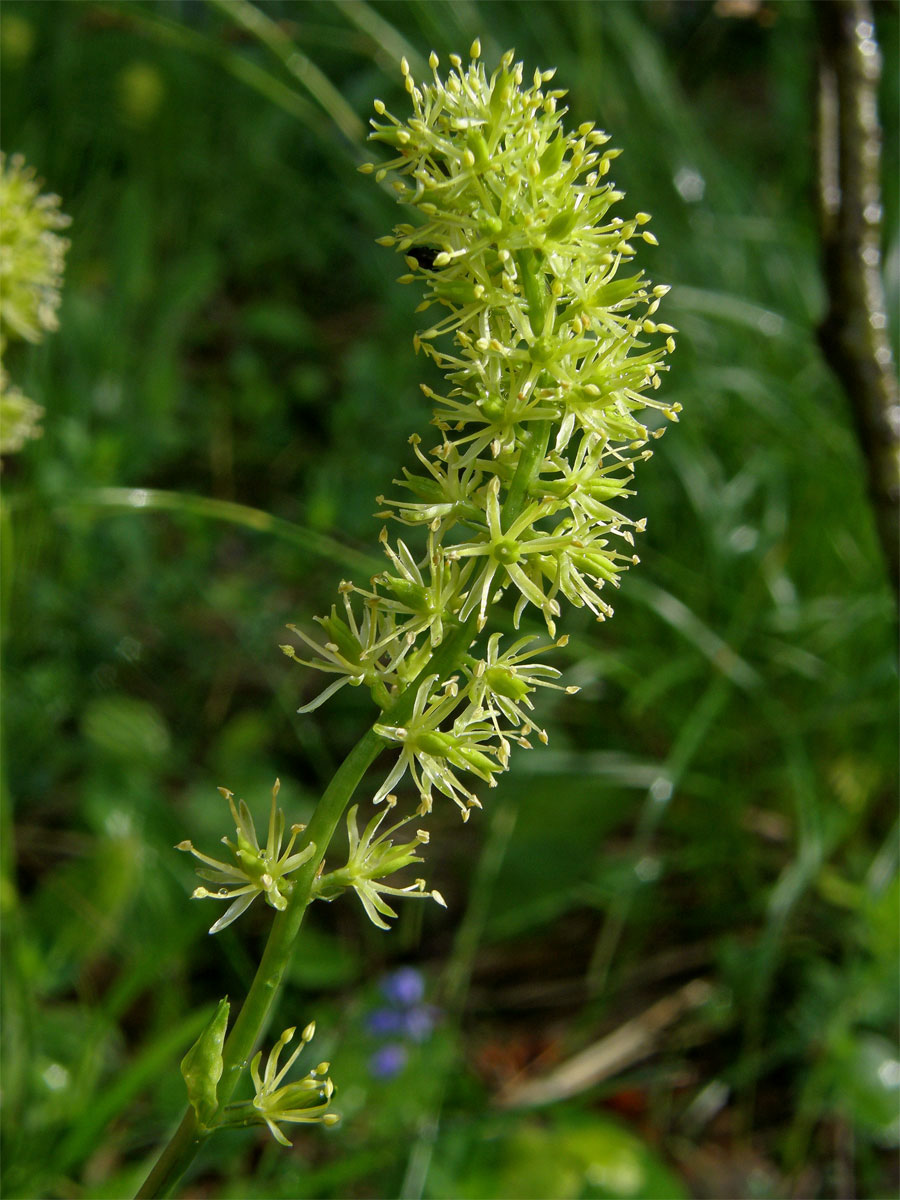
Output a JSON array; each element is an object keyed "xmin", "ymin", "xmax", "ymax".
[
  {"xmin": 1, "ymin": 2, "xmax": 897, "ymax": 1198},
  {"xmin": 427, "ymin": 1111, "xmax": 687, "ymax": 1200}
]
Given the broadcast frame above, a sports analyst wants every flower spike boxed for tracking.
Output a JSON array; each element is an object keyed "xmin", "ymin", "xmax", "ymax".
[
  {"xmin": 289, "ymin": 44, "xmax": 678, "ymax": 819},
  {"xmin": 0, "ymin": 153, "xmax": 71, "ymax": 454}
]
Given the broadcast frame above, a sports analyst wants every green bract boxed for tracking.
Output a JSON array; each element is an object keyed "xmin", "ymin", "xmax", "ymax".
[
  {"xmin": 286, "ymin": 43, "xmax": 678, "ymax": 823},
  {"xmin": 180, "ymin": 998, "xmax": 230, "ymax": 1129}
]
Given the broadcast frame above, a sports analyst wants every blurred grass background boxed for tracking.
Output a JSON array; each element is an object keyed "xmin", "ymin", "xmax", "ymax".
[{"xmin": 1, "ymin": 1, "xmax": 897, "ymax": 1197}]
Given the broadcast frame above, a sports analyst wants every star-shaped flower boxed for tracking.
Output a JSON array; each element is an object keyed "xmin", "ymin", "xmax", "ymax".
[
  {"xmin": 316, "ymin": 798, "xmax": 446, "ymax": 930},
  {"xmin": 176, "ymin": 780, "xmax": 316, "ymax": 933},
  {"xmin": 220, "ymin": 1022, "xmax": 338, "ymax": 1146}
]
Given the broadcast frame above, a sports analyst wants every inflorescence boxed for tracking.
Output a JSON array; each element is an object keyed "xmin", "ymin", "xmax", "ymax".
[
  {"xmin": 292, "ymin": 44, "xmax": 676, "ymax": 815},
  {"xmin": 186, "ymin": 43, "xmax": 678, "ymax": 934},
  {"xmin": 0, "ymin": 152, "xmax": 71, "ymax": 454}
]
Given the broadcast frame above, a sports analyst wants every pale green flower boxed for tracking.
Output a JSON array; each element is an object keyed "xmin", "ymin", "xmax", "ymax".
[
  {"xmin": 0, "ymin": 152, "xmax": 70, "ymax": 344},
  {"xmin": 0, "ymin": 152, "xmax": 70, "ymax": 454},
  {"xmin": 447, "ymin": 475, "xmax": 565, "ymax": 633},
  {"xmin": 373, "ymin": 674, "xmax": 506, "ymax": 815},
  {"xmin": 536, "ymin": 432, "xmax": 645, "ymax": 528},
  {"xmin": 281, "ymin": 583, "xmax": 418, "ymax": 713},
  {"xmin": 315, "ymin": 798, "xmax": 446, "ymax": 930},
  {"xmin": 221, "ymin": 1022, "xmax": 338, "ymax": 1146},
  {"xmin": 352, "ymin": 526, "xmax": 475, "ymax": 650},
  {"xmin": 375, "ymin": 434, "xmax": 485, "ymax": 530},
  {"xmin": 0, "ymin": 365, "xmax": 42, "ymax": 453},
  {"xmin": 462, "ymin": 631, "xmax": 579, "ymax": 743},
  {"xmin": 176, "ymin": 780, "xmax": 316, "ymax": 933}
]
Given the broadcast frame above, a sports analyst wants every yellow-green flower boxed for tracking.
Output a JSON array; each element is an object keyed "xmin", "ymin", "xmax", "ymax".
[
  {"xmin": 0, "ymin": 365, "xmax": 42, "ymax": 453},
  {"xmin": 463, "ymin": 631, "xmax": 580, "ymax": 743},
  {"xmin": 316, "ymin": 798, "xmax": 446, "ymax": 930},
  {"xmin": 0, "ymin": 152, "xmax": 70, "ymax": 454},
  {"xmin": 0, "ymin": 152, "xmax": 70, "ymax": 344},
  {"xmin": 220, "ymin": 1022, "xmax": 338, "ymax": 1146},
  {"xmin": 176, "ymin": 780, "xmax": 316, "ymax": 933}
]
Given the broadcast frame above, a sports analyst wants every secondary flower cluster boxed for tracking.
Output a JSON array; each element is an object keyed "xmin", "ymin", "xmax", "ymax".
[{"xmin": 0, "ymin": 152, "xmax": 70, "ymax": 454}]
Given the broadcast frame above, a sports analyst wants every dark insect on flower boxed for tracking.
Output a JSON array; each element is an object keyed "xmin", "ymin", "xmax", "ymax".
[{"xmin": 406, "ymin": 246, "xmax": 440, "ymax": 271}]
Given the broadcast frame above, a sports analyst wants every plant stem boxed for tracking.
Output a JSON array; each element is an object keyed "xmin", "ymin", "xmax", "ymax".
[
  {"xmin": 134, "ymin": 1106, "xmax": 200, "ymax": 1199},
  {"xmin": 815, "ymin": 0, "xmax": 899, "ymax": 597},
  {"xmin": 137, "ymin": 419, "xmax": 553, "ymax": 1196},
  {"xmin": 502, "ymin": 419, "xmax": 551, "ymax": 526},
  {"xmin": 135, "ymin": 619, "xmax": 476, "ymax": 1198}
]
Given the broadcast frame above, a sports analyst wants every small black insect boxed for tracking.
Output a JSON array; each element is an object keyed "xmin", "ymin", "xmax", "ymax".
[{"xmin": 406, "ymin": 246, "xmax": 440, "ymax": 271}]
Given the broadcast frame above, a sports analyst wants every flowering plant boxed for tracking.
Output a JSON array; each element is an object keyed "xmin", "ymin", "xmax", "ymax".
[
  {"xmin": 141, "ymin": 41, "xmax": 677, "ymax": 1196},
  {"xmin": 0, "ymin": 152, "xmax": 70, "ymax": 454}
]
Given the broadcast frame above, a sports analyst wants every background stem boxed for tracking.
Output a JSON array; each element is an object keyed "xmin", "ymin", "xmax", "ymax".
[{"xmin": 815, "ymin": 0, "xmax": 899, "ymax": 597}]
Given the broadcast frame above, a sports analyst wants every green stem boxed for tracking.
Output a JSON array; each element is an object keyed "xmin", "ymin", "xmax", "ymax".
[
  {"xmin": 136, "ymin": 618, "xmax": 476, "ymax": 1198},
  {"xmin": 135, "ymin": 1107, "xmax": 201, "ymax": 1200},
  {"xmin": 501, "ymin": 419, "xmax": 551, "ymax": 528},
  {"xmin": 137, "ymin": 417, "xmax": 554, "ymax": 1196},
  {"xmin": 57, "ymin": 486, "xmax": 380, "ymax": 575},
  {"xmin": 513, "ymin": 249, "xmax": 547, "ymax": 337},
  {"xmin": 207, "ymin": 0, "xmax": 366, "ymax": 147}
]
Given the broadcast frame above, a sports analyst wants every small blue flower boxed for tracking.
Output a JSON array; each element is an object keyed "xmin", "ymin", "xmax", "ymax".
[
  {"xmin": 380, "ymin": 966, "xmax": 425, "ymax": 1007},
  {"xmin": 402, "ymin": 1005, "xmax": 436, "ymax": 1044},
  {"xmin": 369, "ymin": 1043, "xmax": 408, "ymax": 1080},
  {"xmin": 366, "ymin": 968, "xmax": 440, "ymax": 1080},
  {"xmin": 366, "ymin": 1007, "xmax": 407, "ymax": 1037}
]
